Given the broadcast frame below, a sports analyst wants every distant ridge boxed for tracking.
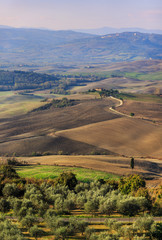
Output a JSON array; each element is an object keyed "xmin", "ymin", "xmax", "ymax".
[
  {"xmin": 0, "ymin": 25, "xmax": 15, "ymax": 29},
  {"xmin": 74, "ymin": 27, "xmax": 162, "ymax": 35},
  {"xmin": 1, "ymin": 25, "xmax": 162, "ymax": 35},
  {"xmin": 0, "ymin": 27, "xmax": 162, "ymax": 65}
]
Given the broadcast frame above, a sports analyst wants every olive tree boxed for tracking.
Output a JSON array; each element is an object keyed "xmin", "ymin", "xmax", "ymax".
[
  {"xmin": 29, "ymin": 225, "xmax": 44, "ymax": 239},
  {"xmin": 117, "ymin": 198, "xmax": 140, "ymax": 217},
  {"xmin": 0, "ymin": 198, "xmax": 10, "ymax": 213},
  {"xmin": 0, "ymin": 219, "xmax": 24, "ymax": 240}
]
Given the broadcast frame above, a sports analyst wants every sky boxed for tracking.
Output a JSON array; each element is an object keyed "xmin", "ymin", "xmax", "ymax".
[{"xmin": 0, "ymin": 0, "xmax": 162, "ymax": 30}]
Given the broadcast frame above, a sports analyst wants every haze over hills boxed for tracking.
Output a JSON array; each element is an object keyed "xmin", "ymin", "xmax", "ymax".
[
  {"xmin": 74, "ymin": 27, "xmax": 162, "ymax": 35},
  {"xmin": 1, "ymin": 25, "xmax": 162, "ymax": 35},
  {"xmin": 0, "ymin": 27, "xmax": 162, "ymax": 66}
]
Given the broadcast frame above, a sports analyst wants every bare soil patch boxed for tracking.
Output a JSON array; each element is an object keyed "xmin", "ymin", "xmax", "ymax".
[
  {"xmin": 0, "ymin": 136, "xmax": 115, "ymax": 156},
  {"xmin": 56, "ymin": 117, "xmax": 162, "ymax": 158},
  {"xmin": 0, "ymin": 98, "xmax": 119, "ymax": 137},
  {"xmin": 0, "ymin": 98, "xmax": 120, "ymax": 156},
  {"xmin": 1, "ymin": 97, "xmax": 162, "ymax": 161}
]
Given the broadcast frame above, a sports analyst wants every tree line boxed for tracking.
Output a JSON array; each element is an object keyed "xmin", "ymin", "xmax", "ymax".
[{"xmin": 0, "ymin": 70, "xmax": 107, "ymax": 92}]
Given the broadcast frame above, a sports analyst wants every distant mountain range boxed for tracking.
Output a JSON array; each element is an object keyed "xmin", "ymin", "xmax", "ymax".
[
  {"xmin": 0, "ymin": 27, "xmax": 162, "ymax": 65},
  {"xmin": 74, "ymin": 27, "xmax": 162, "ymax": 35}
]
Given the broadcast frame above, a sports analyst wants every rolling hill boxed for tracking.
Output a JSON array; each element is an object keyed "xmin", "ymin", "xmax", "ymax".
[
  {"xmin": 74, "ymin": 26, "xmax": 162, "ymax": 35},
  {"xmin": 56, "ymin": 117, "xmax": 162, "ymax": 158},
  {"xmin": 0, "ymin": 95, "xmax": 162, "ymax": 159},
  {"xmin": 0, "ymin": 27, "xmax": 162, "ymax": 65}
]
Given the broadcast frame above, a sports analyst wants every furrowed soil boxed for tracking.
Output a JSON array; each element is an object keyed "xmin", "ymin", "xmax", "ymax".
[
  {"xmin": 56, "ymin": 117, "xmax": 162, "ymax": 158},
  {"xmin": 0, "ymin": 98, "xmax": 120, "ymax": 155},
  {"xmin": 0, "ymin": 95, "xmax": 162, "ymax": 183},
  {"xmin": 117, "ymin": 100, "xmax": 162, "ymax": 124}
]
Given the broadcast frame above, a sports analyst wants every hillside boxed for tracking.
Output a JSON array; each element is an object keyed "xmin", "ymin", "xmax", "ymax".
[
  {"xmin": 0, "ymin": 95, "xmax": 162, "ymax": 159},
  {"xmin": 0, "ymin": 70, "xmax": 59, "ymax": 90},
  {"xmin": 0, "ymin": 60, "xmax": 162, "ymax": 94},
  {"xmin": 60, "ymin": 32, "xmax": 162, "ymax": 63},
  {"xmin": 0, "ymin": 98, "xmax": 120, "ymax": 156},
  {"xmin": 74, "ymin": 26, "xmax": 162, "ymax": 35},
  {"xmin": 0, "ymin": 28, "xmax": 162, "ymax": 65},
  {"xmin": 56, "ymin": 117, "xmax": 162, "ymax": 158}
]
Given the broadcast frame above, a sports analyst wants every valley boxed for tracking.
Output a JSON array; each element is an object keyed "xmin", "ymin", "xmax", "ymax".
[
  {"xmin": 0, "ymin": 25, "xmax": 162, "ymax": 239},
  {"xmin": 0, "ymin": 60, "xmax": 161, "ymax": 177}
]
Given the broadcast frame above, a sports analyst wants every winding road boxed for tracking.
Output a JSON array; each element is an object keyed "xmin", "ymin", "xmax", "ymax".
[{"xmin": 109, "ymin": 96, "xmax": 131, "ymax": 117}]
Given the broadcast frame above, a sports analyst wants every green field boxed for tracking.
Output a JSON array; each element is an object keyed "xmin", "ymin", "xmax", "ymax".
[
  {"xmin": 16, "ymin": 165, "xmax": 119, "ymax": 182},
  {"xmin": 124, "ymin": 71, "xmax": 162, "ymax": 81},
  {"xmin": 119, "ymin": 93, "xmax": 162, "ymax": 103},
  {"xmin": 0, "ymin": 91, "xmax": 46, "ymax": 118}
]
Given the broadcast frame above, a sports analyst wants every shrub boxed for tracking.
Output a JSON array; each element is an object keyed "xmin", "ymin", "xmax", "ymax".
[
  {"xmin": 119, "ymin": 174, "xmax": 145, "ymax": 194},
  {"xmin": 133, "ymin": 215, "xmax": 154, "ymax": 233},
  {"xmin": 17, "ymin": 206, "xmax": 35, "ymax": 220},
  {"xmin": 54, "ymin": 226, "xmax": 70, "ymax": 240},
  {"xmin": 69, "ymin": 218, "xmax": 88, "ymax": 235},
  {"xmin": 2, "ymin": 183, "xmax": 19, "ymax": 197},
  {"xmin": 151, "ymin": 222, "xmax": 162, "ymax": 240},
  {"xmin": 0, "ymin": 219, "xmax": 24, "ymax": 240},
  {"xmin": 117, "ymin": 198, "xmax": 140, "ymax": 217},
  {"xmin": 54, "ymin": 172, "xmax": 78, "ymax": 190},
  {"xmin": 0, "ymin": 198, "xmax": 10, "ymax": 213},
  {"xmin": 13, "ymin": 199, "xmax": 22, "ymax": 215},
  {"xmin": 84, "ymin": 200, "xmax": 98, "ymax": 215},
  {"xmin": 46, "ymin": 216, "xmax": 66, "ymax": 231},
  {"xmin": 151, "ymin": 202, "xmax": 162, "ymax": 216},
  {"xmin": 7, "ymin": 158, "xmax": 25, "ymax": 166},
  {"xmin": 105, "ymin": 179, "xmax": 118, "ymax": 190},
  {"xmin": 99, "ymin": 198, "xmax": 116, "ymax": 215},
  {"xmin": 0, "ymin": 165, "xmax": 19, "ymax": 181},
  {"xmin": 21, "ymin": 214, "xmax": 37, "ymax": 229},
  {"xmin": 85, "ymin": 227, "xmax": 95, "ymax": 240},
  {"xmin": 63, "ymin": 199, "xmax": 75, "ymax": 211},
  {"xmin": 29, "ymin": 225, "xmax": 44, "ymax": 238},
  {"xmin": 54, "ymin": 197, "xmax": 67, "ymax": 214}
]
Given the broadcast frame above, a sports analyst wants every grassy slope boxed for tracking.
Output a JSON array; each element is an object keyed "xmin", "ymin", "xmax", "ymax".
[
  {"xmin": 71, "ymin": 74, "xmax": 162, "ymax": 94},
  {"xmin": 124, "ymin": 71, "xmax": 162, "ymax": 81},
  {"xmin": 69, "ymin": 60, "xmax": 162, "ymax": 94},
  {"xmin": 119, "ymin": 94, "xmax": 162, "ymax": 103},
  {"xmin": 0, "ymin": 91, "xmax": 45, "ymax": 118},
  {"xmin": 16, "ymin": 165, "xmax": 119, "ymax": 182},
  {"xmin": 16, "ymin": 155, "xmax": 162, "ymax": 179},
  {"xmin": 0, "ymin": 91, "xmax": 101, "ymax": 119}
]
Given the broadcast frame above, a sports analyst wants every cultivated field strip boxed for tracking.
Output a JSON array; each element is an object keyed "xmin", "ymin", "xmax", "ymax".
[{"xmin": 17, "ymin": 155, "xmax": 162, "ymax": 180}]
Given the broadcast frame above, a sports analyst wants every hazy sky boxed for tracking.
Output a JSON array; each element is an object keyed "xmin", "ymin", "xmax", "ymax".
[{"xmin": 0, "ymin": 0, "xmax": 162, "ymax": 30}]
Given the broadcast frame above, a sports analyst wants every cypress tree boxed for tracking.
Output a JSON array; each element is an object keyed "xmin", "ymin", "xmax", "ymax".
[{"xmin": 131, "ymin": 157, "xmax": 135, "ymax": 170}]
